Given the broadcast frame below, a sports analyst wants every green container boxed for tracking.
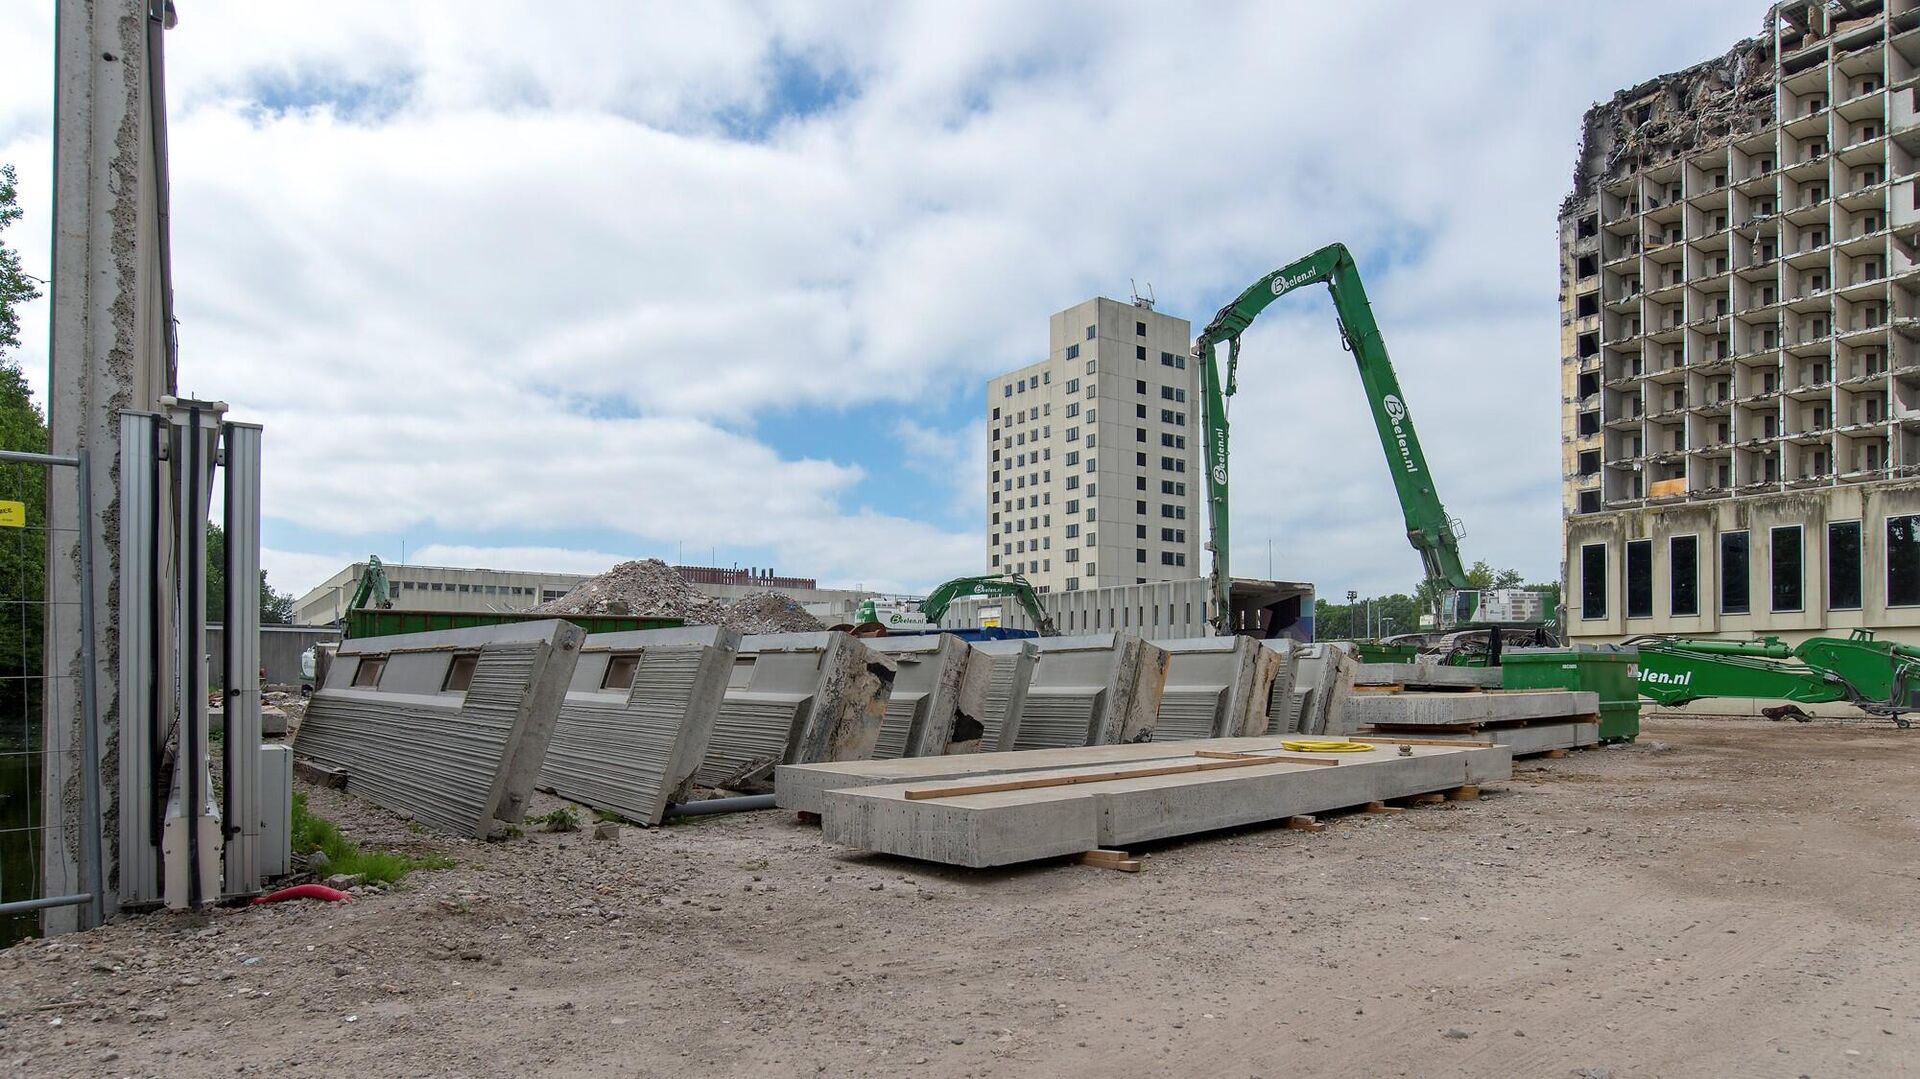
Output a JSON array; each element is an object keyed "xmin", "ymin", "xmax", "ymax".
[
  {"xmin": 1353, "ymin": 641, "xmax": 1421, "ymax": 664},
  {"xmin": 346, "ymin": 608, "xmax": 684, "ymax": 640},
  {"xmin": 1500, "ymin": 648, "xmax": 1640, "ymax": 743}
]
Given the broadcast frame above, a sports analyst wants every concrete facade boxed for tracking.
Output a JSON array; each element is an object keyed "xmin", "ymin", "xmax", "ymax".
[
  {"xmin": 986, "ymin": 297, "xmax": 1201, "ymax": 594},
  {"xmin": 944, "ymin": 575, "xmax": 1316, "ymax": 642},
  {"xmin": 1561, "ymin": 0, "xmax": 1920, "ymax": 645}
]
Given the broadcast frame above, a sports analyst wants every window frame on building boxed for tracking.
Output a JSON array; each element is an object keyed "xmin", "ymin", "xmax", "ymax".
[
  {"xmin": 1769, "ymin": 524, "xmax": 1804, "ymax": 613},
  {"xmin": 1579, "ymin": 543, "xmax": 1607, "ymax": 619},
  {"xmin": 1827, "ymin": 520, "xmax": 1862, "ymax": 611},
  {"xmin": 1720, "ymin": 530, "xmax": 1751, "ymax": 614},
  {"xmin": 1669, "ymin": 534, "xmax": 1699, "ymax": 617},
  {"xmin": 1624, "ymin": 539, "xmax": 1653, "ymax": 619}
]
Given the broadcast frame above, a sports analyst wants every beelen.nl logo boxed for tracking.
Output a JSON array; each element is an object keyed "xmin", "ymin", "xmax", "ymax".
[
  {"xmin": 1380, "ymin": 394, "xmax": 1419, "ymax": 474},
  {"xmin": 1210, "ymin": 428, "xmax": 1228, "ymax": 486},
  {"xmin": 1270, "ymin": 270, "xmax": 1317, "ymax": 296},
  {"xmin": 1638, "ymin": 668, "xmax": 1693, "ymax": 688}
]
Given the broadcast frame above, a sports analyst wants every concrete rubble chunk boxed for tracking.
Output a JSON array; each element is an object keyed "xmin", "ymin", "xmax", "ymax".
[
  {"xmin": 821, "ymin": 742, "xmax": 1513, "ymax": 868},
  {"xmin": 1349, "ymin": 690, "xmax": 1601, "ymax": 728},
  {"xmin": 1154, "ymin": 636, "xmax": 1282, "ymax": 742},
  {"xmin": 696, "ymin": 632, "xmax": 897, "ymax": 791},
  {"xmin": 292, "ymin": 621, "xmax": 585, "ymax": 838},
  {"xmin": 538, "ymin": 626, "xmax": 741, "ymax": 826},
  {"xmin": 866, "ymin": 635, "xmax": 986, "ymax": 759}
]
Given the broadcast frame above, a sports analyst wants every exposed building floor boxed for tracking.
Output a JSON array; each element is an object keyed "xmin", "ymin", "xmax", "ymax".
[{"xmin": 2, "ymin": 716, "xmax": 1915, "ymax": 1077}]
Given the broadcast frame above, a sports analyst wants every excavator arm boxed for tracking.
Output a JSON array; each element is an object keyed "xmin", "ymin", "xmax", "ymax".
[
  {"xmin": 919, "ymin": 574, "xmax": 1059, "ymax": 636},
  {"xmin": 345, "ymin": 554, "xmax": 393, "ymax": 615},
  {"xmin": 1637, "ymin": 630, "xmax": 1920, "ymax": 726},
  {"xmin": 1195, "ymin": 243, "xmax": 1470, "ymax": 634}
]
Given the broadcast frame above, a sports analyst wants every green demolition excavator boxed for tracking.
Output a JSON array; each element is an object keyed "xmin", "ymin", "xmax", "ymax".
[
  {"xmin": 1636, "ymin": 629, "xmax": 1920, "ymax": 728},
  {"xmin": 1192, "ymin": 242, "xmax": 1547, "ymax": 638},
  {"xmin": 867, "ymin": 574, "xmax": 1059, "ymax": 636}
]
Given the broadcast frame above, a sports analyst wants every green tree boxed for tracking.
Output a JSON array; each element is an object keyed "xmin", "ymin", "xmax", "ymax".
[
  {"xmin": 206, "ymin": 523, "xmax": 297, "ymax": 625},
  {"xmin": 0, "ymin": 165, "xmax": 37, "ymax": 356}
]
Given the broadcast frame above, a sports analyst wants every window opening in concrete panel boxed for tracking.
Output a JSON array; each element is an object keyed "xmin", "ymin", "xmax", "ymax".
[
  {"xmin": 1136, "ymin": 321, "xmax": 1146, "ymax": 336},
  {"xmin": 1087, "ymin": 325, "xmax": 1096, "ymax": 340},
  {"xmin": 443, "ymin": 653, "xmax": 481, "ymax": 693},
  {"xmin": 352, "ymin": 657, "xmax": 388, "ymax": 688},
  {"xmin": 1720, "ymin": 531, "xmax": 1751, "ymax": 614},
  {"xmin": 1828, "ymin": 520, "xmax": 1862, "ymax": 611},
  {"xmin": 1670, "ymin": 535, "xmax": 1699, "ymax": 616},
  {"xmin": 1625, "ymin": 540, "xmax": 1653, "ymax": 619},
  {"xmin": 1579, "ymin": 544, "xmax": 1608, "ymax": 619}
]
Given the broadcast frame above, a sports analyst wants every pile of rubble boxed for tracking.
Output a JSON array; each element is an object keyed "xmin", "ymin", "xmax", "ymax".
[{"xmin": 532, "ymin": 559, "xmax": 824, "ymax": 634}]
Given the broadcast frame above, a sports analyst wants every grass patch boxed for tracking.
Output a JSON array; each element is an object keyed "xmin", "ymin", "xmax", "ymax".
[
  {"xmin": 531, "ymin": 807, "xmax": 579, "ymax": 833},
  {"xmin": 291, "ymin": 792, "xmax": 453, "ymax": 886}
]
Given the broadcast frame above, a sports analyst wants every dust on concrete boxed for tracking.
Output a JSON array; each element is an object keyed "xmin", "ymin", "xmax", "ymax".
[{"xmin": 2, "ymin": 716, "xmax": 1915, "ymax": 1077}]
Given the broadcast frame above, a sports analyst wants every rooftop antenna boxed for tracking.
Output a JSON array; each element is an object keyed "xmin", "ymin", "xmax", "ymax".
[{"xmin": 1130, "ymin": 279, "xmax": 1156, "ymax": 310}]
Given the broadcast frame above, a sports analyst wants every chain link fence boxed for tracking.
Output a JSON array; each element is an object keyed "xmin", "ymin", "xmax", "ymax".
[{"xmin": 0, "ymin": 449, "xmax": 99, "ymax": 945}]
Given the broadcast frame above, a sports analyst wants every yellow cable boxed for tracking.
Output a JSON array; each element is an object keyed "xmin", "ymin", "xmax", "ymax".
[{"xmin": 1280, "ymin": 739, "xmax": 1377, "ymax": 753}]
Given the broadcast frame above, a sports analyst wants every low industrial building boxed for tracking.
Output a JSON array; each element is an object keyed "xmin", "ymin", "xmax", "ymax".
[{"xmin": 293, "ymin": 561, "xmax": 871, "ymax": 627}]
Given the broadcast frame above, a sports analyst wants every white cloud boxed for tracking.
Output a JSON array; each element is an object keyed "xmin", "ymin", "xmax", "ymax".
[{"xmin": 2, "ymin": 1, "xmax": 1766, "ymax": 600}]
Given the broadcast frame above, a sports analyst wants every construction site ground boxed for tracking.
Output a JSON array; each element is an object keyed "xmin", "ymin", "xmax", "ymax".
[{"xmin": 3, "ymin": 715, "xmax": 1915, "ymax": 1077}]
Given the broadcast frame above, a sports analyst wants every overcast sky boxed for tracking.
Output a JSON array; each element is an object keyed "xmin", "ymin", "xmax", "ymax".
[{"xmin": 0, "ymin": 1, "xmax": 1763, "ymax": 601}]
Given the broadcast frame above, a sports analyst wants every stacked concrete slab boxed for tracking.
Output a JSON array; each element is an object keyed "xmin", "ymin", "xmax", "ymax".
[
  {"xmin": 1352, "ymin": 689, "xmax": 1602, "ymax": 756},
  {"xmin": 538, "ymin": 626, "xmax": 740, "ymax": 825},
  {"xmin": 696, "ymin": 631, "xmax": 898, "ymax": 791},
  {"xmin": 1005, "ymin": 634, "xmax": 1169, "ymax": 751},
  {"xmin": 819, "ymin": 741, "xmax": 1513, "ymax": 868},
  {"xmin": 292, "ymin": 621, "xmax": 585, "ymax": 837},
  {"xmin": 966, "ymin": 639, "xmax": 1037, "ymax": 751},
  {"xmin": 1154, "ymin": 635, "xmax": 1285, "ymax": 742},
  {"xmin": 865, "ymin": 635, "xmax": 986, "ymax": 759},
  {"xmin": 778, "ymin": 734, "xmax": 1326, "ymax": 816},
  {"xmin": 1352, "ymin": 662, "xmax": 1501, "ymax": 691}
]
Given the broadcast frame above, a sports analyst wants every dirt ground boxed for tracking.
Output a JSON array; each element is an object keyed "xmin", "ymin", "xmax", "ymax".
[{"xmin": 2, "ymin": 714, "xmax": 1915, "ymax": 1078}]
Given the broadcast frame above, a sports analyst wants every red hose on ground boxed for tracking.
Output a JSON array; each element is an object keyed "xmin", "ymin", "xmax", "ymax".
[{"xmin": 250, "ymin": 883, "xmax": 355, "ymax": 905}]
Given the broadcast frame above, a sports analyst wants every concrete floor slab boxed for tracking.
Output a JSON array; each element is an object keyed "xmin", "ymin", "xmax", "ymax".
[
  {"xmin": 1349, "ymin": 690, "xmax": 1599, "ymax": 728},
  {"xmin": 1352, "ymin": 663, "xmax": 1501, "ymax": 690},
  {"xmin": 819, "ymin": 743, "xmax": 1512, "ymax": 867},
  {"xmin": 776, "ymin": 734, "xmax": 1318, "ymax": 814},
  {"xmin": 1362, "ymin": 721, "xmax": 1600, "ymax": 756}
]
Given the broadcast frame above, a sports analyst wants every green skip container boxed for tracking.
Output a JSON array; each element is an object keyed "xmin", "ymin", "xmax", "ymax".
[{"xmin": 1499, "ymin": 647, "xmax": 1640, "ymax": 743}]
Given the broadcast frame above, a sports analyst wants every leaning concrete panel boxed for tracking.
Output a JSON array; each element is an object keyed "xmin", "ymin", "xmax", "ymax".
[
  {"xmin": 1352, "ymin": 662, "xmax": 1502, "ymax": 690},
  {"xmin": 292, "ymin": 621, "xmax": 585, "ymax": 837},
  {"xmin": 1290, "ymin": 644, "xmax": 1358, "ymax": 736},
  {"xmin": 1349, "ymin": 690, "xmax": 1600, "ymax": 728},
  {"xmin": 775, "ymin": 734, "xmax": 1316, "ymax": 815},
  {"xmin": 866, "ymin": 635, "xmax": 984, "ymax": 759},
  {"xmin": 697, "ymin": 632, "xmax": 898, "ymax": 790},
  {"xmin": 1155, "ymin": 636, "xmax": 1276, "ymax": 742},
  {"xmin": 538, "ymin": 626, "xmax": 741, "ymax": 825},
  {"xmin": 1259, "ymin": 639, "xmax": 1300, "ymax": 735},
  {"xmin": 821, "ymin": 743, "xmax": 1512, "ymax": 868},
  {"xmin": 966, "ymin": 640, "xmax": 1037, "ymax": 752},
  {"xmin": 1008, "ymin": 634, "xmax": 1168, "ymax": 751}
]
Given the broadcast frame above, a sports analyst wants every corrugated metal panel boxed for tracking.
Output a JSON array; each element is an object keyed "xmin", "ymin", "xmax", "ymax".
[
  {"xmin": 1154, "ymin": 690, "xmax": 1223, "ymax": 742},
  {"xmin": 1012, "ymin": 694, "xmax": 1099, "ymax": 750},
  {"xmin": 295, "ymin": 643, "xmax": 545, "ymax": 836}
]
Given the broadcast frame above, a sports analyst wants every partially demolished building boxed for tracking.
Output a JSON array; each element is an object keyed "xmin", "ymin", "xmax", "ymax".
[{"xmin": 1560, "ymin": 0, "xmax": 1920, "ymax": 646}]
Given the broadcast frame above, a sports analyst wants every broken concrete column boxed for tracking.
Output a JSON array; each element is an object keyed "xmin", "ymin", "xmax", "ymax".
[
  {"xmin": 696, "ymin": 631, "xmax": 897, "ymax": 791},
  {"xmin": 1006, "ymin": 634, "xmax": 1169, "ymax": 751},
  {"xmin": 538, "ymin": 626, "xmax": 741, "ymax": 825},
  {"xmin": 1153, "ymin": 636, "xmax": 1274, "ymax": 742},
  {"xmin": 291, "ymin": 621, "xmax": 585, "ymax": 837},
  {"xmin": 1290, "ymin": 643, "xmax": 1358, "ymax": 737},
  {"xmin": 866, "ymin": 634, "xmax": 986, "ymax": 758}
]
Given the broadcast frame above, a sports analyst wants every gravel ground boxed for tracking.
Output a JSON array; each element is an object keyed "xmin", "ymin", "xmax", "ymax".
[{"xmin": 2, "ymin": 715, "xmax": 1915, "ymax": 1077}]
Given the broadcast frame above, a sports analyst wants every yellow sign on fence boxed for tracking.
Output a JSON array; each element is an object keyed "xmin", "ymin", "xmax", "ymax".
[{"xmin": 0, "ymin": 501, "xmax": 25, "ymax": 529}]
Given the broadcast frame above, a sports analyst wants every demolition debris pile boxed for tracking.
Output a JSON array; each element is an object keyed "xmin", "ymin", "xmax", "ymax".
[{"xmin": 533, "ymin": 559, "xmax": 825, "ymax": 634}]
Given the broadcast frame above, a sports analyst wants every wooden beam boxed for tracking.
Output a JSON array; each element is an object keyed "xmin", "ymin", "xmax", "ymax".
[
  {"xmin": 1283, "ymin": 815, "xmax": 1325, "ymax": 832},
  {"xmin": 1361, "ymin": 801, "xmax": 1405, "ymax": 815},
  {"xmin": 1076, "ymin": 850, "xmax": 1142, "ymax": 873}
]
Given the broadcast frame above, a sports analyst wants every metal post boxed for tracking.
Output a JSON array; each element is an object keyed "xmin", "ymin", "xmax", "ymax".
[
  {"xmin": 220, "ymin": 421, "xmax": 264, "ymax": 895},
  {"xmin": 161, "ymin": 399, "xmax": 223, "ymax": 908},
  {"xmin": 115, "ymin": 412, "xmax": 162, "ymax": 907}
]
